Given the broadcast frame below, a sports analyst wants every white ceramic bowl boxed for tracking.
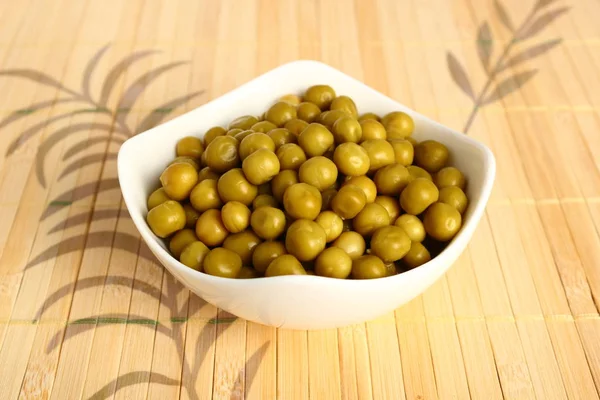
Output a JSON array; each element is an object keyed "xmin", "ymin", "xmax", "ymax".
[{"xmin": 118, "ymin": 60, "xmax": 495, "ymax": 330}]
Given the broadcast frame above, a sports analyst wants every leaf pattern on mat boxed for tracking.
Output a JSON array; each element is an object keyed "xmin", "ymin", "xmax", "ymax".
[
  {"xmin": 534, "ymin": 0, "xmax": 560, "ymax": 12},
  {"xmin": 87, "ymin": 371, "xmax": 180, "ymax": 400},
  {"xmin": 136, "ymin": 91, "xmax": 204, "ymax": 133},
  {"xmin": 477, "ymin": 22, "xmax": 494, "ymax": 74},
  {"xmin": 445, "ymin": 0, "xmax": 569, "ymax": 133},
  {"xmin": 81, "ymin": 43, "xmax": 111, "ymax": 100},
  {"xmin": 517, "ymin": 7, "xmax": 570, "ymax": 41},
  {"xmin": 58, "ymin": 153, "xmax": 118, "ymax": 180},
  {"xmin": 30, "ymin": 240, "xmax": 268, "ymax": 400},
  {"xmin": 482, "ymin": 69, "xmax": 538, "ymax": 105},
  {"xmin": 446, "ymin": 53, "xmax": 475, "ymax": 101},
  {"xmin": 0, "ymin": 44, "xmax": 203, "ymax": 186},
  {"xmin": 46, "ymin": 313, "xmax": 171, "ymax": 353},
  {"xmin": 34, "ymin": 122, "xmax": 118, "ymax": 187},
  {"xmin": 0, "ymin": 98, "xmax": 81, "ymax": 132},
  {"xmin": 0, "ymin": 69, "xmax": 80, "ymax": 97},
  {"xmin": 114, "ymin": 61, "xmax": 189, "ymax": 128},
  {"xmin": 5, "ymin": 111, "xmax": 98, "ymax": 157},
  {"xmin": 497, "ymin": 39, "xmax": 562, "ymax": 72},
  {"xmin": 62, "ymin": 136, "xmax": 125, "ymax": 160},
  {"xmin": 35, "ymin": 276, "xmax": 161, "ymax": 318},
  {"xmin": 98, "ymin": 49, "xmax": 160, "ymax": 106},
  {"xmin": 494, "ymin": 0, "xmax": 515, "ymax": 32},
  {"xmin": 0, "ymin": 43, "xmax": 268, "ymax": 399}
]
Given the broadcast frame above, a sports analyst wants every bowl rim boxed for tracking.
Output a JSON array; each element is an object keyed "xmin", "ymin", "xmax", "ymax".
[{"xmin": 117, "ymin": 59, "xmax": 496, "ymax": 288}]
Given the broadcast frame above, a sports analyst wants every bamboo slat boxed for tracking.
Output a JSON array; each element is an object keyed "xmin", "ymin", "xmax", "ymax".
[
  {"xmin": 307, "ymin": 329, "xmax": 342, "ymax": 400},
  {"xmin": 277, "ymin": 330, "xmax": 309, "ymax": 400},
  {"xmin": 337, "ymin": 325, "xmax": 373, "ymax": 400},
  {"xmin": 0, "ymin": 0, "xmax": 600, "ymax": 399},
  {"xmin": 79, "ymin": 204, "xmax": 140, "ymax": 399},
  {"xmin": 366, "ymin": 314, "xmax": 405, "ymax": 400},
  {"xmin": 112, "ymin": 243, "xmax": 164, "ymax": 400},
  {"xmin": 446, "ymin": 252, "xmax": 503, "ymax": 398},
  {"xmin": 244, "ymin": 323, "xmax": 277, "ymax": 400},
  {"xmin": 395, "ymin": 300, "xmax": 438, "ymax": 400}
]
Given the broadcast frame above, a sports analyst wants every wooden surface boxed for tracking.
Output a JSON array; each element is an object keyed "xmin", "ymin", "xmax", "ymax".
[{"xmin": 0, "ymin": 0, "xmax": 599, "ymax": 398}]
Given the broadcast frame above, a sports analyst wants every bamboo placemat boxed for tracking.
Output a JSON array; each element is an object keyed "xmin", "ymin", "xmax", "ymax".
[{"xmin": 0, "ymin": 0, "xmax": 599, "ymax": 398}]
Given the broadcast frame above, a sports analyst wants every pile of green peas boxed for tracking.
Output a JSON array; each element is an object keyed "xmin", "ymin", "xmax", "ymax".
[{"xmin": 146, "ymin": 84, "xmax": 469, "ymax": 280}]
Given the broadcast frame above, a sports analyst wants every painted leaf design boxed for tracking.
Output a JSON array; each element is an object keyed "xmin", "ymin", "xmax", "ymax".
[
  {"xmin": 0, "ymin": 69, "xmax": 79, "ymax": 97},
  {"xmin": 41, "ymin": 179, "xmax": 120, "ymax": 221},
  {"xmin": 59, "ymin": 152, "xmax": 118, "ymax": 180},
  {"xmin": 5, "ymin": 111, "xmax": 86, "ymax": 156},
  {"xmin": 477, "ymin": 22, "xmax": 493, "ymax": 74},
  {"xmin": 98, "ymin": 49, "xmax": 160, "ymax": 106},
  {"xmin": 482, "ymin": 69, "xmax": 538, "ymax": 105},
  {"xmin": 497, "ymin": 39, "xmax": 562, "ymax": 72},
  {"xmin": 47, "ymin": 313, "xmax": 170, "ymax": 352},
  {"xmin": 231, "ymin": 342, "xmax": 270, "ymax": 397},
  {"xmin": 446, "ymin": 53, "xmax": 475, "ymax": 101},
  {"xmin": 188, "ymin": 316, "xmax": 238, "ymax": 382},
  {"xmin": 63, "ymin": 136, "xmax": 124, "ymax": 160},
  {"xmin": 35, "ymin": 122, "xmax": 117, "ymax": 187},
  {"xmin": 88, "ymin": 371, "xmax": 179, "ymax": 400},
  {"xmin": 82, "ymin": 43, "xmax": 110, "ymax": 101},
  {"xmin": 115, "ymin": 61, "xmax": 188, "ymax": 129},
  {"xmin": 36, "ymin": 275, "xmax": 161, "ymax": 321},
  {"xmin": 534, "ymin": 0, "xmax": 560, "ymax": 12},
  {"xmin": 136, "ymin": 90, "xmax": 204, "ymax": 133},
  {"xmin": 0, "ymin": 98, "xmax": 78, "ymax": 132},
  {"xmin": 518, "ymin": 7, "xmax": 570, "ymax": 41},
  {"xmin": 494, "ymin": 0, "xmax": 515, "ymax": 32},
  {"xmin": 26, "ymin": 231, "xmax": 150, "ymax": 269}
]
